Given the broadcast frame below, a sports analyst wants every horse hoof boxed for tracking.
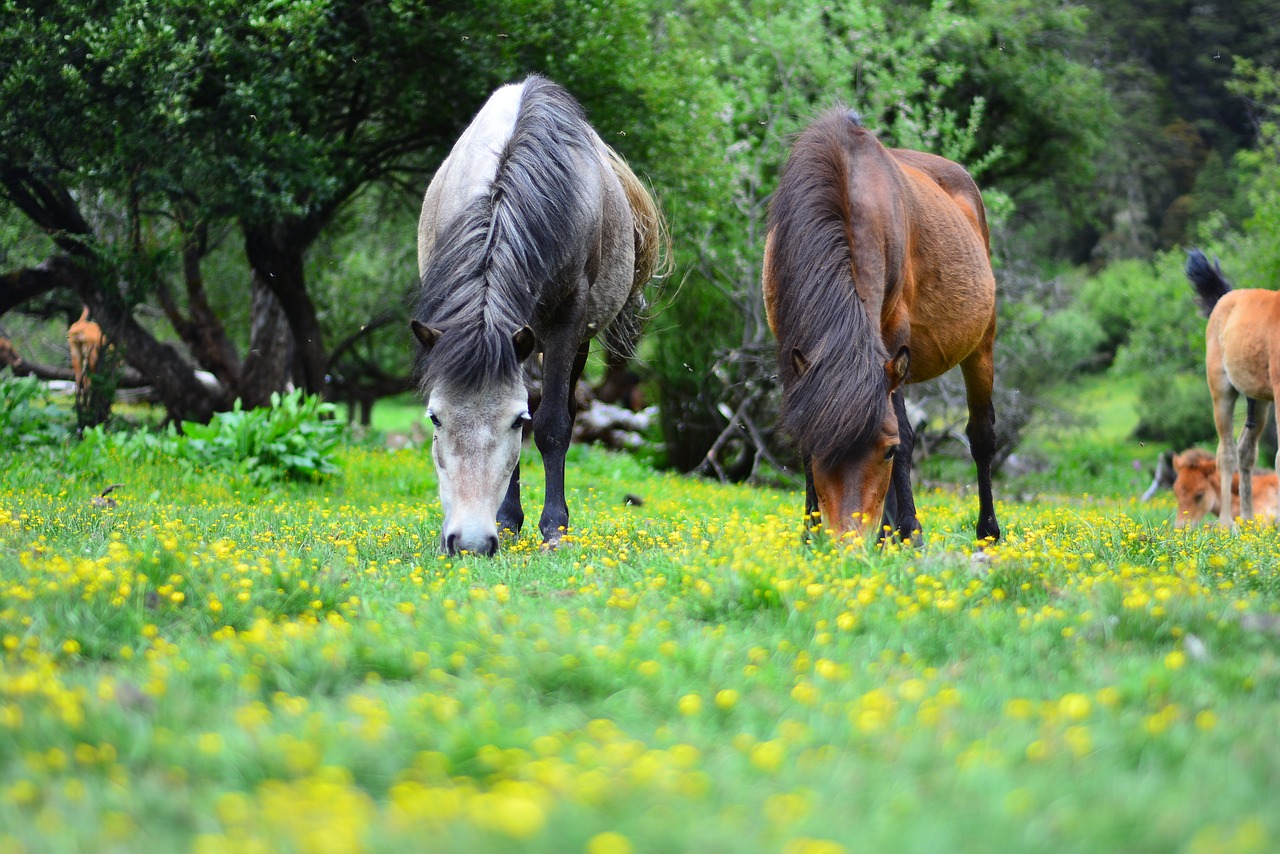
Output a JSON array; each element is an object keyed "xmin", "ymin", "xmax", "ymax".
[{"xmin": 540, "ymin": 537, "xmax": 561, "ymax": 553}]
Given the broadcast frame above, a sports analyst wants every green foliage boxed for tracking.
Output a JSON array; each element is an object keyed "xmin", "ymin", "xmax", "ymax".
[
  {"xmin": 0, "ymin": 371, "xmax": 71, "ymax": 450},
  {"xmin": 179, "ymin": 391, "xmax": 345, "ymax": 483},
  {"xmin": 1133, "ymin": 373, "xmax": 1215, "ymax": 450},
  {"xmin": 79, "ymin": 390, "xmax": 345, "ymax": 484}
]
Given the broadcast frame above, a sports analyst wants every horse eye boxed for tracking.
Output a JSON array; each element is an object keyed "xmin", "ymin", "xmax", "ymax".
[
  {"xmin": 884, "ymin": 444, "xmax": 899, "ymax": 462},
  {"xmin": 512, "ymin": 413, "xmax": 531, "ymax": 430},
  {"xmin": 427, "ymin": 410, "xmax": 441, "ymax": 428},
  {"xmin": 1194, "ymin": 491, "xmax": 1204, "ymax": 501}
]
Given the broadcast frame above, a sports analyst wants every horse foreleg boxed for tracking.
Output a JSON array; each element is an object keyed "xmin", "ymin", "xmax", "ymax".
[
  {"xmin": 803, "ymin": 454, "xmax": 819, "ymax": 528},
  {"xmin": 1237, "ymin": 397, "xmax": 1266, "ymax": 521},
  {"xmin": 961, "ymin": 345, "xmax": 1000, "ymax": 543},
  {"xmin": 497, "ymin": 467, "xmax": 524, "ymax": 537},
  {"xmin": 887, "ymin": 388, "xmax": 921, "ymax": 544},
  {"xmin": 1210, "ymin": 381, "xmax": 1238, "ymax": 527},
  {"xmin": 534, "ymin": 336, "xmax": 591, "ymax": 548}
]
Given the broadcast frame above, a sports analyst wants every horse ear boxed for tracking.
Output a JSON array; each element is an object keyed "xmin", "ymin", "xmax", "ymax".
[
  {"xmin": 411, "ymin": 320, "xmax": 442, "ymax": 353},
  {"xmin": 791, "ymin": 348, "xmax": 809, "ymax": 378},
  {"xmin": 512, "ymin": 326, "xmax": 536, "ymax": 362},
  {"xmin": 886, "ymin": 346, "xmax": 910, "ymax": 390}
]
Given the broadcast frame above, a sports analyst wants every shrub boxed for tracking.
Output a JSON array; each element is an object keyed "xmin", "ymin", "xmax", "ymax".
[
  {"xmin": 1132, "ymin": 373, "xmax": 1216, "ymax": 450},
  {"xmin": 79, "ymin": 390, "xmax": 345, "ymax": 484},
  {"xmin": 0, "ymin": 371, "xmax": 71, "ymax": 450},
  {"xmin": 179, "ymin": 391, "xmax": 344, "ymax": 483}
]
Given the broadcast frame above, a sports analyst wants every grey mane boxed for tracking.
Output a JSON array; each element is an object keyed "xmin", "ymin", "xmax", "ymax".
[{"xmin": 414, "ymin": 76, "xmax": 597, "ymax": 391}]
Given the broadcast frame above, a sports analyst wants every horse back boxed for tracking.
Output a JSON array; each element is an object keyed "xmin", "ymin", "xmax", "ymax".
[
  {"xmin": 1208, "ymin": 288, "xmax": 1280, "ymax": 402},
  {"xmin": 417, "ymin": 83, "xmax": 524, "ymax": 277},
  {"xmin": 890, "ymin": 148, "xmax": 991, "ymax": 255},
  {"xmin": 887, "ymin": 151, "xmax": 997, "ymax": 381}
]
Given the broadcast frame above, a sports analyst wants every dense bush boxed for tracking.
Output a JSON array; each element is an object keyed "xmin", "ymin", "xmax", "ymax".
[
  {"xmin": 0, "ymin": 371, "xmax": 71, "ymax": 451},
  {"xmin": 78, "ymin": 390, "xmax": 345, "ymax": 484},
  {"xmin": 1132, "ymin": 373, "xmax": 1215, "ymax": 451}
]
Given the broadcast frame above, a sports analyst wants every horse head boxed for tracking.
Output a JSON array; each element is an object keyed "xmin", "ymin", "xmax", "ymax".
[
  {"xmin": 802, "ymin": 346, "xmax": 909, "ymax": 540},
  {"xmin": 413, "ymin": 321, "xmax": 536, "ymax": 556},
  {"xmin": 1172, "ymin": 449, "xmax": 1222, "ymax": 528}
]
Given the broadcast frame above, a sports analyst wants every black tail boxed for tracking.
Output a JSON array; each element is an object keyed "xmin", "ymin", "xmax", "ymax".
[{"xmin": 1185, "ymin": 248, "xmax": 1232, "ymax": 317}]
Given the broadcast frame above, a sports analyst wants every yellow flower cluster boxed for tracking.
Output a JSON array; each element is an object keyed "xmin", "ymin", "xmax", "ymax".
[{"xmin": 0, "ymin": 449, "xmax": 1276, "ymax": 851}]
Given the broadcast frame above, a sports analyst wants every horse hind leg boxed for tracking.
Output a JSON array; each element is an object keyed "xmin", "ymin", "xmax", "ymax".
[
  {"xmin": 1237, "ymin": 397, "xmax": 1268, "ymax": 521},
  {"xmin": 960, "ymin": 340, "xmax": 1000, "ymax": 543}
]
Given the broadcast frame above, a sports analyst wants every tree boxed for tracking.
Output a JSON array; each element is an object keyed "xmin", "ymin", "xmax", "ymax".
[
  {"xmin": 647, "ymin": 0, "xmax": 1105, "ymax": 475},
  {"xmin": 0, "ymin": 0, "xmax": 688, "ymax": 421}
]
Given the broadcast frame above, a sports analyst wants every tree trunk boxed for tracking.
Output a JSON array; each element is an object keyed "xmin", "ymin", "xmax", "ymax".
[
  {"xmin": 238, "ymin": 271, "xmax": 296, "ymax": 408},
  {"xmin": 243, "ymin": 223, "xmax": 328, "ymax": 397}
]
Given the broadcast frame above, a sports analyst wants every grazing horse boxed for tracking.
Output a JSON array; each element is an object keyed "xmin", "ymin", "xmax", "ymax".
[
  {"xmin": 1171, "ymin": 447, "xmax": 1279, "ymax": 528},
  {"xmin": 1186, "ymin": 248, "xmax": 1280, "ymax": 525},
  {"xmin": 67, "ymin": 307, "xmax": 103, "ymax": 396},
  {"xmin": 763, "ymin": 109, "xmax": 1000, "ymax": 543},
  {"xmin": 411, "ymin": 76, "xmax": 664, "ymax": 556}
]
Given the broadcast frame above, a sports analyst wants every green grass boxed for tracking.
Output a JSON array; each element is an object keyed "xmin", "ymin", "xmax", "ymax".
[{"xmin": 2, "ymin": 417, "xmax": 1279, "ymax": 853}]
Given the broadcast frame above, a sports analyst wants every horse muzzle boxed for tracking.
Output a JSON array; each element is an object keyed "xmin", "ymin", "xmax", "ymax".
[{"xmin": 441, "ymin": 529, "xmax": 499, "ymax": 557}]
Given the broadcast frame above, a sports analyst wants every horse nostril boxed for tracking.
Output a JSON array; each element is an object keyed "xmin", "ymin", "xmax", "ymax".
[
  {"xmin": 444, "ymin": 533, "xmax": 459, "ymax": 555},
  {"xmin": 483, "ymin": 534, "xmax": 499, "ymax": 557}
]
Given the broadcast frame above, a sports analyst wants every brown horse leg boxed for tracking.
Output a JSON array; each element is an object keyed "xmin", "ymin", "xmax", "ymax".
[
  {"xmin": 1210, "ymin": 382, "xmax": 1238, "ymax": 527},
  {"xmin": 1237, "ymin": 398, "xmax": 1266, "ymax": 520},
  {"xmin": 886, "ymin": 388, "xmax": 921, "ymax": 544},
  {"xmin": 534, "ymin": 335, "xmax": 591, "ymax": 547},
  {"xmin": 961, "ymin": 346, "xmax": 1000, "ymax": 543}
]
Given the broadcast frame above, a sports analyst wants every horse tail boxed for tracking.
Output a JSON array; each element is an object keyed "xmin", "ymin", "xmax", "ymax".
[
  {"xmin": 600, "ymin": 144, "xmax": 669, "ymax": 363},
  {"xmin": 605, "ymin": 144, "xmax": 671, "ymax": 293},
  {"xmin": 1186, "ymin": 248, "xmax": 1232, "ymax": 316}
]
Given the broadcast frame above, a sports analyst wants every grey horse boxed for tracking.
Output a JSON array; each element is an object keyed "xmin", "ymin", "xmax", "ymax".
[{"xmin": 411, "ymin": 76, "xmax": 664, "ymax": 556}]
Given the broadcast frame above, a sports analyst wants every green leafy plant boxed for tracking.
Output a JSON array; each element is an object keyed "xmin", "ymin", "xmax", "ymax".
[
  {"xmin": 75, "ymin": 390, "xmax": 345, "ymax": 484},
  {"xmin": 179, "ymin": 391, "xmax": 345, "ymax": 484},
  {"xmin": 0, "ymin": 371, "xmax": 71, "ymax": 450}
]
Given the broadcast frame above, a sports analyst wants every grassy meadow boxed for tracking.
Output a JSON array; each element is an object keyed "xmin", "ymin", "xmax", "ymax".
[{"xmin": 2, "ymin": 392, "xmax": 1279, "ymax": 853}]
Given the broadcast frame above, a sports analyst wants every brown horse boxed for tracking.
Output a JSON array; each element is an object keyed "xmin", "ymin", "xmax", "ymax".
[
  {"xmin": 1186, "ymin": 248, "xmax": 1280, "ymax": 525},
  {"xmin": 763, "ymin": 109, "xmax": 999, "ymax": 543},
  {"xmin": 1171, "ymin": 447, "xmax": 1279, "ymax": 528},
  {"xmin": 67, "ymin": 307, "xmax": 103, "ymax": 396}
]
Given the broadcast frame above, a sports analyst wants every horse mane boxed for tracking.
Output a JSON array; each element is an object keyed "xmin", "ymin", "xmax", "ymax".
[
  {"xmin": 414, "ymin": 75, "xmax": 596, "ymax": 390},
  {"xmin": 1186, "ymin": 248, "xmax": 1232, "ymax": 317},
  {"xmin": 767, "ymin": 108, "xmax": 890, "ymax": 468}
]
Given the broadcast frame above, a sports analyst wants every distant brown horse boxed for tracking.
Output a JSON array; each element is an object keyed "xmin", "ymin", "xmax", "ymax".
[
  {"xmin": 1171, "ymin": 447, "xmax": 1279, "ymax": 528},
  {"xmin": 763, "ymin": 109, "xmax": 999, "ymax": 543},
  {"xmin": 1186, "ymin": 249, "xmax": 1280, "ymax": 525},
  {"xmin": 67, "ymin": 307, "xmax": 103, "ymax": 396}
]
